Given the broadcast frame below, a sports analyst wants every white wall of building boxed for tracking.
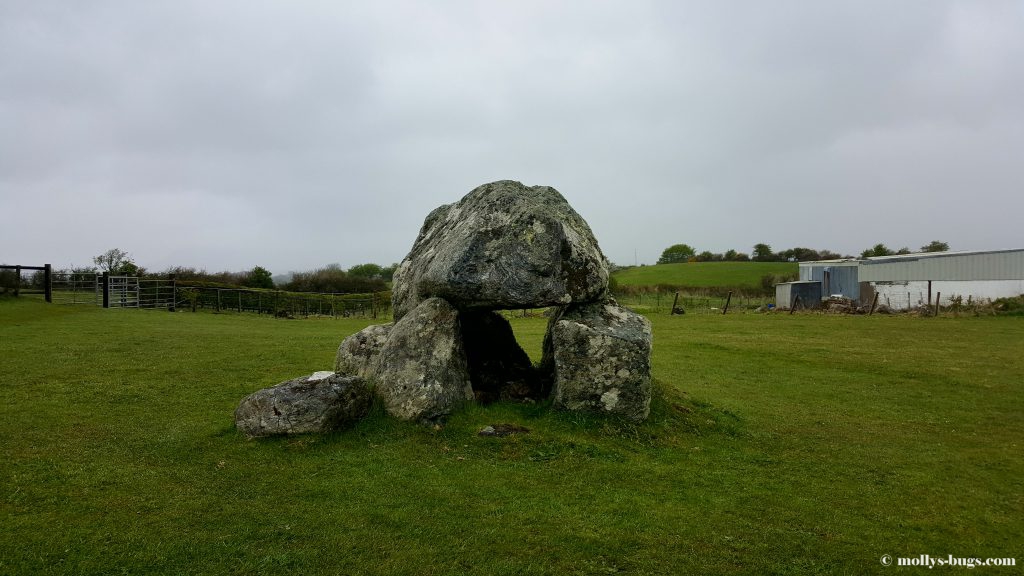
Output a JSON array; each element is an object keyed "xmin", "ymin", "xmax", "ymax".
[{"xmin": 868, "ymin": 280, "xmax": 1024, "ymax": 310}]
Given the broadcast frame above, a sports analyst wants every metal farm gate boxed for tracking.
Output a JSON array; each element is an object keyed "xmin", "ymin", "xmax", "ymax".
[
  {"xmin": 49, "ymin": 271, "xmax": 101, "ymax": 305},
  {"xmin": 106, "ymin": 276, "xmax": 139, "ymax": 308}
]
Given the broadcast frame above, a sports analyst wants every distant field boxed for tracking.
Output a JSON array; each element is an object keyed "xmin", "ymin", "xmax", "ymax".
[
  {"xmin": 2, "ymin": 297, "xmax": 1021, "ymax": 574},
  {"xmin": 613, "ymin": 261, "xmax": 798, "ymax": 289}
]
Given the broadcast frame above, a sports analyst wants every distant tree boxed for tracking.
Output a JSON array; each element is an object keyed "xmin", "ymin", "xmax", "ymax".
[
  {"xmin": 817, "ymin": 250, "xmax": 842, "ymax": 260},
  {"xmin": 380, "ymin": 263, "xmax": 398, "ymax": 282},
  {"xmin": 860, "ymin": 244, "xmax": 895, "ymax": 258},
  {"xmin": 752, "ymin": 243, "xmax": 775, "ymax": 262},
  {"xmin": 724, "ymin": 249, "xmax": 738, "ymax": 261},
  {"xmin": 93, "ymin": 248, "xmax": 145, "ymax": 276},
  {"xmin": 347, "ymin": 263, "xmax": 384, "ymax": 280},
  {"xmin": 94, "ymin": 248, "xmax": 129, "ymax": 273},
  {"xmin": 245, "ymin": 266, "xmax": 275, "ymax": 289},
  {"xmin": 657, "ymin": 244, "xmax": 696, "ymax": 264},
  {"xmin": 779, "ymin": 247, "xmax": 821, "ymax": 262},
  {"xmin": 921, "ymin": 240, "xmax": 950, "ymax": 253},
  {"xmin": 695, "ymin": 251, "xmax": 715, "ymax": 262},
  {"xmin": 285, "ymin": 264, "xmax": 387, "ymax": 294},
  {"xmin": 733, "ymin": 252, "xmax": 751, "ymax": 262},
  {"xmin": 895, "ymin": 247, "xmax": 912, "ymax": 255}
]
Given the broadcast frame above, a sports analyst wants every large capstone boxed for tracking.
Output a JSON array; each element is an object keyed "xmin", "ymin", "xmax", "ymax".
[
  {"xmin": 374, "ymin": 297, "xmax": 473, "ymax": 422},
  {"xmin": 391, "ymin": 180, "xmax": 609, "ymax": 320},
  {"xmin": 543, "ymin": 301, "xmax": 653, "ymax": 423},
  {"xmin": 234, "ymin": 372, "xmax": 372, "ymax": 438},
  {"xmin": 460, "ymin": 311, "xmax": 546, "ymax": 403},
  {"xmin": 335, "ymin": 323, "xmax": 392, "ymax": 379}
]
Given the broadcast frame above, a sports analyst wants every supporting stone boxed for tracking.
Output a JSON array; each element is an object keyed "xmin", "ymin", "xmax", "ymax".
[
  {"xmin": 335, "ymin": 323, "xmax": 392, "ymax": 378},
  {"xmin": 373, "ymin": 298, "xmax": 473, "ymax": 422},
  {"xmin": 543, "ymin": 300, "xmax": 653, "ymax": 423}
]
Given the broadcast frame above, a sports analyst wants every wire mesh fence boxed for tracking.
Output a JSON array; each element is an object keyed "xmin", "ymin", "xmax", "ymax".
[
  {"xmin": 174, "ymin": 286, "xmax": 389, "ymax": 319},
  {"xmin": 613, "ymin": 290, "xmax": 774, "ymax": 315}
]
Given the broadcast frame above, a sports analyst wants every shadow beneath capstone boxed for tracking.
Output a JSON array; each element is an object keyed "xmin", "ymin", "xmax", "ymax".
[{"xmin": 459, "ymin": 310, "xmax": 552, "ymax": 404}]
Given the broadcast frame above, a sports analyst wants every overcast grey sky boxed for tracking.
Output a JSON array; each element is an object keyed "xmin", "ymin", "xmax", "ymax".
[{"xmin": 2, "ymin": 0, "xmax": 1022, "ymax": 274}]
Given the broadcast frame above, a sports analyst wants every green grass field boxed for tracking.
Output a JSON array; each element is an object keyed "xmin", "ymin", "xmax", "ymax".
[
  {"xmin": 1, "ymin": 298, "xmax": 1022, "ymax": 574},
  {"xmin": 613, "ymin": 262, "xmax": 798, "ymax": 289}
]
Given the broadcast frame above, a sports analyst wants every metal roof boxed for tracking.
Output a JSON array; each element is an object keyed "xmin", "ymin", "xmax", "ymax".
[{"xmin": 799, "ymin": 249, "xmax": 1024, "ymax": 282}]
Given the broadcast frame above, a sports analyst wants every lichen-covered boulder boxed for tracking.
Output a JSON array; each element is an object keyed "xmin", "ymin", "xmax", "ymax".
[
  {"xmin": 460, "ymin": 311, "xmax": 545, "ymax": 403},
  {"xmin": 234, "ymin": 372, "xmax": 372, "ymax": 438},
  {"xmin": 543, "ymin": 301, "xmax": 653, "ymax": 422},
  {"xmin": 374, "ymin": 298, "xmax": 473, "ymax": 422},
  {"xmin": 335, "ymin": 323, "xmax": 392, "ymax": 378},
  {"xmin": 391, "ymin": 180, "xmax": 609, "ymax": 320}
]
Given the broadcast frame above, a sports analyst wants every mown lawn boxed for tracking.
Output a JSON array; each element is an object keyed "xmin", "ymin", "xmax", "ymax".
[
  {"xmin": 1, "ymin": 298, "xmax": 1021, "ymax": 575},
  {"xmin": 613, "ymin": 262, "xmax": 798, "ymax": 289}
]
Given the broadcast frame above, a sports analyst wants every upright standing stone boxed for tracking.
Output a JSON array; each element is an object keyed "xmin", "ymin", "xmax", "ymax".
[
  {"xmin": 335, "ymin": 323, "xmax": 392, "ymax": 378},
  {"xmin": 374, "ymin": 297, "xmax": 473, "ymax": 422},
  {"xmin": 544, "ymin": 300, "xmax": 653, "ymax": 423}
]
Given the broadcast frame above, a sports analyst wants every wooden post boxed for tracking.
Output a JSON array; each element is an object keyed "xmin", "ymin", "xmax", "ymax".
[
  {"xmin": 258, "ymin": 293, "xmax": 262, "ymax": 315},
  {"xmin": 790, "ymin": 294, "xmax": 801, "ymax": 315},
  {"xmin": 927, "ymin": 281, "xmax": 932, "ymax": 310},
  {"xmin": 934, "ymin": 292, "xmax": 941, "ymax": 317},
  {"xmin": 670, "ymin": 292, "xmax": 680, "ymax": 315},
  {"xmin": 44, "ymin": 264, "xmax": 52, "ymax": 303},
  {"xmin": 868, "ymin": 292, "xmax": 879, "ymax": 315},
  {"xmin": 722, "ymin": 291, "xmax": 733, "ymax": 315},
  {"xmin": 101, "ymin": 272, "xmax": 110, "ymax": 308},
  {"xmin": 13, "ymin": 265, "xmax": 20, "ymax": 296},
  {"xmin": 216, "ymin": 289, "xmax": 221, "ymax": 312}
]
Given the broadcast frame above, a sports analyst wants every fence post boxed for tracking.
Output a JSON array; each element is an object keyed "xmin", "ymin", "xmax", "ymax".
[
  {"xmin": 101, "ymin": 272, "xmax": 110, "ymax": 308},
  {"xmin": 670, "ymin": 292, "xmax": 680, "ymax": 315},
  {"xmin": 722, "ymin": 291, "xmax": 733, "ymax": 315},
  {"xmin": 44, "ymin": 264, "xmax": 52, "ymax": 303},
  {"xmin": 869, "ymin": 292, "xmax": 879, "ymax": 315},
  {"xmin": 13, "ymin": 265, "xmax": 20, "ymax": 296},
  {"xmin": 167, "ymin": 275, "xmax": 176, "ymax": 312},
  {"xmin": 934, "ymin": 292, "xmax": 941, "ymax": 317}
]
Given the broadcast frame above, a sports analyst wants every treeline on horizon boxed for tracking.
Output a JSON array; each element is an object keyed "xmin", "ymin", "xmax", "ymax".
[
  {"xmin": 157, "ymin": 262, "xmax": 399, "ymax": 294},
  {"xmin": 652, "ymin": 240, "xmax": 950, "ymax": 265},
  {"xmin": 26, "ymin": 248, "xmax": 400, "ymax": 295}
]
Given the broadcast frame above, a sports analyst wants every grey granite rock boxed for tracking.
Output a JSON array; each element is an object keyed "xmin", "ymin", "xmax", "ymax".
[
  {"xmin": 543, "ymin": 301, "xmax": 653, "ymax": 422},
  {"xmin": 335, "ymin": 323, "xmax": 392, "ymax": 378},
  {"xmin": 392, "ymin": 180, "xmax": 609, "ymax": 320},
  {"xmin": 374, "ymin": 298, "xmax": 473, "ymax": 422},
  {"xmin": 234, "ymin": 372, "xmax": 372, "ymax": 438}
]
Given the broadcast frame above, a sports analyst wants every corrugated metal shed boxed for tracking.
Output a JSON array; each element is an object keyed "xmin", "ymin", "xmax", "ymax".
[
  {"xmin": 858, "ymin": 249, "xmax": 1024, "ymax": 281},
  {"xmin": 798, "ymin": 260, "xmax": 859, "ymax": 300},
  {"xmin": 776, "ymin": 281, "xmax": 822, "ymax": 309}
]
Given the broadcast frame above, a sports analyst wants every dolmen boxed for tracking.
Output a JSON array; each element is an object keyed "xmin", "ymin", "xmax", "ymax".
[{"xmin": 236, "ymin": 180, "xmax": 653, "ymax": 437}]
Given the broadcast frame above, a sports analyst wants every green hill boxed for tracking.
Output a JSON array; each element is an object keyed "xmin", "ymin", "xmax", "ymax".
[{"xmin": 613, "ymin": 261, "xmax": 798, "ymax": 289}]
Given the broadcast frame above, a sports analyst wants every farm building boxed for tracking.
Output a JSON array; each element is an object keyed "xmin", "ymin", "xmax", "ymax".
[
  {"xmin": 775, "ymin": 281, "xmax": 822, "ymax": 310},
  {"xmin": 795, "ymin": 249, "xmax": 1024, "ymax": 310}
]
